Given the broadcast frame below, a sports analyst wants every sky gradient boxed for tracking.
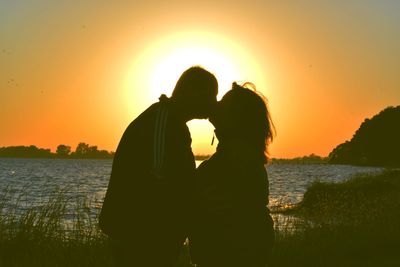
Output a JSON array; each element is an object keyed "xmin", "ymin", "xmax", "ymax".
[{"xmin": 1, "ymin": 0, "xmax": 399, "ymax": 158}]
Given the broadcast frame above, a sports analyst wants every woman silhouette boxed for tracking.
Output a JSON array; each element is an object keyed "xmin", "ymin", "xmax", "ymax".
[{"xmin": 189, "ymin": 82, "xmax": 275, "ymax": 267}]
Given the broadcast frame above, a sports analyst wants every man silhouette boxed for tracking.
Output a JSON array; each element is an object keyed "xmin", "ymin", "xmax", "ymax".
[{"xmin": 99, "ymin": 66, "xmax": 218, "ymax": 267}]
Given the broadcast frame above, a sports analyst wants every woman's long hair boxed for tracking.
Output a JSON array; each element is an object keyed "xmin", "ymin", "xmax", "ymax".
[{"xmin": 214, "ymin": 82, "xmax": 275, "ymax": 163}]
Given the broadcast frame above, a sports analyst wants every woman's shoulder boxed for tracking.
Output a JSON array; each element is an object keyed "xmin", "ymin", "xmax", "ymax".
[
  {"xmin": 196, "ymin": 153, "xmax": 229, "ymax": 175},
  {"xmin": 197, "ymin": 151, "xmax": 262, "ymax": 170},
  {"xmin": 197, "ymin": 154, "xmax": 218, "ymax": 171}
]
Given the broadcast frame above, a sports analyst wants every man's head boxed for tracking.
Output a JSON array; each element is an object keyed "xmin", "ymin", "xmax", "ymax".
[{"xmin": 171, "ymin": 66, "xmax": 218, "ymax": 120}]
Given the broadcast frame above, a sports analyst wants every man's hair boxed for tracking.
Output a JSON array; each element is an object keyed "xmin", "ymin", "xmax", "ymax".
[{"xmin": 172, "ymin": 66, "xmax": 218, "ymax": 99}]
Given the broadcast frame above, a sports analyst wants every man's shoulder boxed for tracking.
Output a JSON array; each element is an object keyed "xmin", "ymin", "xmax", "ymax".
[
  {"xmin": 123, "ymin": 99, "xmax": 189, "ymax": 142},
  {"xmin": 131, "ymin": 100, "xmax": 183, "ymax": 126},
  {"xmin": 135, "ymin": 102, "xmax": 160, "ymax": 122},
  {"xmin": 125, "ymin": 102, "xmax": 160, "ymax": 129}
]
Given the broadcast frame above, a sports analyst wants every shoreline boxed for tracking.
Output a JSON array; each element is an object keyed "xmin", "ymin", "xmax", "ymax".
[{"xmin": 1, "ymin": 169, "xmax": 399, "ymax": 266}]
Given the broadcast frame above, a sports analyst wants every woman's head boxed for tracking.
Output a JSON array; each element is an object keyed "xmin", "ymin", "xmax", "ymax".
[{"xmin": 211, "ymin": 82, "xmax": 275, "ymax": 163}]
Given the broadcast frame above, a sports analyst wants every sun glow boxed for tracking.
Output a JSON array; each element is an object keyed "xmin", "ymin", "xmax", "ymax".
[
  {"xmin": 148, "ymin": 46, "xmax": 241, "ymax": 101},
  {"xmin": 124, "ymin": 31, "xmax": 266, "ymax": 154}
]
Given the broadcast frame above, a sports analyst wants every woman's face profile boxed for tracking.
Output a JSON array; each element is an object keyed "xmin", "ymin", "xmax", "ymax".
[{"xmin": 208, "ymin": 95, "xmax": 232, "ymax": 136}]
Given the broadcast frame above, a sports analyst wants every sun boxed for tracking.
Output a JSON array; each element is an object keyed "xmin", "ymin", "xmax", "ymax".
[
  {"xmin": 124, "ymin": 31, "xmax": 266, "ymax": 155},
  {"xmin": 148, "ymin": 46, "xmax": 241, "ymax": 101}
]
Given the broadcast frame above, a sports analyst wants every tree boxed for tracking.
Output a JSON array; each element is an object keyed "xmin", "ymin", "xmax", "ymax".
[
  {"xmin": 56, "ymin": 144, "xmax": 71, "ymax": 157},
  {"xmin": 75, "ymin": 142, "xmax": 90, "ymax": 157},
  {"xmin": 329, "ymin": 106, "xmax": 400, "ymax": 166}
]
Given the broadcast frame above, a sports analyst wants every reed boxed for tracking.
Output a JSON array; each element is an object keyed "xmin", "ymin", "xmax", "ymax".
[
  {"xmin": 270, "ymin": 170, "xmax": 400, "ymax": 266},
  {"xmin": 0, "ymin": 187, "xmax": 112, "ymax": 266},
  {"xmin": 1, "ymin": 170, "xmax": 399, "ymax": 266}
]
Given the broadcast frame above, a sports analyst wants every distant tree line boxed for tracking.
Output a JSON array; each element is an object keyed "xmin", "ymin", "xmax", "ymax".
[
  {"xmin": 271, "ymin": 154, "xmax": 328, "ymax": 164},
  {"xmin": 0, "ymin": 143, "xmax": 114, "ymax": 159},
  {"xmin": 328, "ymin": 106, "xmax": 400, "ymax": 167},
  {"xmin": 195, "ymin": 154, "xmax": 329, "ymax": 163},
  {"xmin": 194, "ymin": 154, "xmax": 212, "ymax": 161}
]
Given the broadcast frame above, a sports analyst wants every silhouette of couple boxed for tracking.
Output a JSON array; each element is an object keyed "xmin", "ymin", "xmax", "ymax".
[{"xmin": 100, "ymin": 66, "xmax": 275, "ymax": 267}]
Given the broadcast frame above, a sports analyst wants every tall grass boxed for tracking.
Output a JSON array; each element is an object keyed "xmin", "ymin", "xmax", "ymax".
[
  {"xmin": 0, "ymin": 187, "xmax": 195, "ymax": 267},
  {"xmin": 270, "ymin": 170, "xmax": 400, "ymax": 266},
  {"xmin": 0, "ymin": 187, "xmax": 113, "ymax": 267},
  {"xmin": 1, "ymin": 170, "xmax": 399, "ymax": 266}
]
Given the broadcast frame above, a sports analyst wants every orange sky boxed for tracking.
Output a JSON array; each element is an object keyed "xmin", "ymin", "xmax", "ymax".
[{"xmin": 1, "ymin": 1, "xmax": 399, "ymax": 158}]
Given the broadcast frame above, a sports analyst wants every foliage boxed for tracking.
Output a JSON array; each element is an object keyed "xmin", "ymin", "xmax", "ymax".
[
  {"xmin": 70, "ymin": 143, "xmax": 114, "ymax": 159},
  {"xmin": 1, "ymin": 171, "xmax": 400, "ymax": 266},
  {"xmin": 271, "ymin": 170, "xmax": 400, "ymax": 266},
  {"xmin": 328, "ymin": 106, "xmax": 400, "ymax": 166},
  {"xmin": 0, "ymin": 143, "xmax": 114, "ymax": 159},
  {"xmin": 56, "ymin": 145, "xmax": 71, "ymax": 157},
  {"xmin": 0, "ymin": 145, "xmax": 52, "ymax": 158},
  {"xmin": 272, "ymin": 154, "xmax": 328, "ymax": 164},
  {"xmin": 288, "ymin": 170, "xmax": 400, "ymax": 225},
  {"xmin": 0, "ymin": 188, "xmax": 113, "ymax": 266}
]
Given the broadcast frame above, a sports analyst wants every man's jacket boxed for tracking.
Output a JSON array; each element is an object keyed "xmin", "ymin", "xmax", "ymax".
[{"xmin": 99, "ymin": 95, "xmax": 195, "ymax": 238}]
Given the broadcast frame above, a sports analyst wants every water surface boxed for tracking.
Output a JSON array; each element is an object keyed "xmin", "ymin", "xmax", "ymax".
[{"xmin": 0, "ymin": 158, "xmax": 384, "ymax": 223}]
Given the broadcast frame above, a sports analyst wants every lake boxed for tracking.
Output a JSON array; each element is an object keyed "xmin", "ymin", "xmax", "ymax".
[{"xmin": 0, "ymin": 158, "xmax": 384, "ymax": 225}]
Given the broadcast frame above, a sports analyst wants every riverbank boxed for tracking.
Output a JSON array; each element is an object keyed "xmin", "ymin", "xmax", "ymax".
[
  {"xmin": 271, "ymin": 169, "xmax": 400, "ymax": 266},
  {"xmin": 1, "ymin": 170, "xmax": 399, "ymax": 266}
]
